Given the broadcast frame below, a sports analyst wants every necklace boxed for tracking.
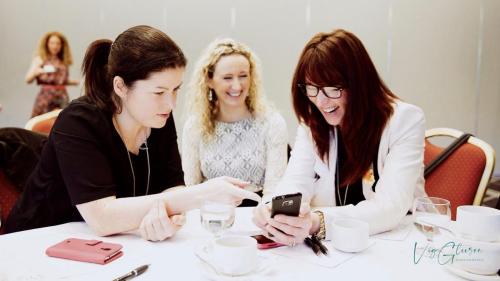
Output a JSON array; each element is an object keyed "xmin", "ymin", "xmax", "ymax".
[
  {"xmin": 125, "ymin": 142, "xmax": 151, "ymax": 196},
  {"xmin": 336, "ymin": 155, "xmax": 349, "ymax": 206},
  {"xmin": 335, "ymin": 126, "xmax": 349, "ymax": 206},
  {"xmin": 113, "ymin": 117, "xmax": 151, "ymax": 196}
]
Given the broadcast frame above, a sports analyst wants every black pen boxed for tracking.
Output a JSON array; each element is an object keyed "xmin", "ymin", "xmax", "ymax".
[
  {"xmin": 304, "ymin": 237, "xmax": 320, "ymax": 255},
  {"xmin": 113, "ymin": 264, "xmax": 149, "ymax": 281},
  {"xmin": 311, "ymin": 235, "xmax": 329, "ymax": 255}
]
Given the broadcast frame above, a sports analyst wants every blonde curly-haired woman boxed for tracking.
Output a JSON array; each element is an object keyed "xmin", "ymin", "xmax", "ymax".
[{"xmin": 182, "ymin": 38, "xmax": 288, "ymax": 206}]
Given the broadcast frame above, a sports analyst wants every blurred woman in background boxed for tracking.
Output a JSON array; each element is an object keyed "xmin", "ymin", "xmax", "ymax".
[{"xmin": 25, "ymin": 31, "xmax": 79, "ymax": 117}]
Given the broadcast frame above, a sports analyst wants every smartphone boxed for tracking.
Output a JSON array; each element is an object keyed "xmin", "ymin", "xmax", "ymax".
[
  {"xmin": 251, "ymin": 234, "xmax": 285, "ymax": 249},
  {"xmin": 270, "ymin": 192, "xmax": 302, "ymax": 218}
]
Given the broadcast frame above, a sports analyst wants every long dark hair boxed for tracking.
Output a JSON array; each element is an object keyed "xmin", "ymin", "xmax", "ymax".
[
  {"xmin": 291, "ymin": 29, "xmax": 396, "ymax": 186},
  {"xmin": 82, "ymin": 25, "xmax": 187, "ymax": 114}
]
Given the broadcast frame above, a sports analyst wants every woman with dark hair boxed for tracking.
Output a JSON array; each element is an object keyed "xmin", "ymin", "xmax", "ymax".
[
  {"xmin": 253, "ymin": 29, "xmax": 426, "ymax": 246},
  {"xmin": 6, "ymin": 25, "xmax": 259, "ymax": 240}
]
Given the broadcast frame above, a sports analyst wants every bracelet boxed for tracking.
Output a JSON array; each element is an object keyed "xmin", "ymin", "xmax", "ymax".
[{"xmin": 313, "ymin": 210, "xmax": 326, "ymax": 240}]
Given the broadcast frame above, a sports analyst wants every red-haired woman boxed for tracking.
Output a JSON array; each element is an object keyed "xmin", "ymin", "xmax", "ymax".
[{"xmin": 253, "ymin": 29, "xmax": 426, "ymax": 246}]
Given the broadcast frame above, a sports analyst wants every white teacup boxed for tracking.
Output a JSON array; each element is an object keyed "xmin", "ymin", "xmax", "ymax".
[
  {"xmin": 442, "ymin": 230, "xmax": 500, "ymax": 275},
  {"xmin": 200, "ymin": 235, "xmax": 257, "ymax": 276},
  {"xmin": 456, "ymin": 205, "xmax": 500, "ymax": 242},
  {"xmin": 331, "ymin": 218, "xmax": 369, "ymax": 253},
  {"xmin": 42, "ymin": 64, "xmax": 56, "ymax": 73}
]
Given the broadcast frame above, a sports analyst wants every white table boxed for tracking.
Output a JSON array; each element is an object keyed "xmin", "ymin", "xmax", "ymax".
[{"xmin": 0, "ymin": 208, "xmax": 463, "ymax": 280}]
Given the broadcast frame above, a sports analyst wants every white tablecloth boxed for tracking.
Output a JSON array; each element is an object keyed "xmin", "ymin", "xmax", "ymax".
[{"xmin": 0, "ymin": 208, "xmax": 463, "ymax": 280}]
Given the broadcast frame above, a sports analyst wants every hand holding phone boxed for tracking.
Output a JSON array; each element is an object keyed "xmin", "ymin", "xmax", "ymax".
[
  {"xmin": 251, "ymin": 192, "xmax": 305, "ymax": 246},
  {"xmin": 266, "ymin": 193, "xmax": 315, "ymax": 246},
  {"xmin": 270, "ymin": 192, "xmax": 302, "ymax": 218}
]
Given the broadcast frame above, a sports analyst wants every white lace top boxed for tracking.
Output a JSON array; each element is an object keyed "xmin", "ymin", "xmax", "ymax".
[{"xmin": 181, "ymin": 112, "xmax": 288, "ymax": 198}]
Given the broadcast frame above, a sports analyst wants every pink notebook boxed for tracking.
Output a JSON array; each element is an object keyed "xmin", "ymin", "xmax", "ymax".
[{"xmin": 46, "ymin": 238, "xmax": 123, "ymax": 264}]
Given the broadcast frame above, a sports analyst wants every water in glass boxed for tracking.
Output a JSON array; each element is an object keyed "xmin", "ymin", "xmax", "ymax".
[
  {"xmin": 200, "ymin": 202, "xmax": 235, "ymax": 237},
  {"xmin": 413, "ymin": 197, "xmax": 451, "ymax": 241}
]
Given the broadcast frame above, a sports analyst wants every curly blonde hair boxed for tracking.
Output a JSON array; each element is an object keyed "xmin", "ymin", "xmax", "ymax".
[
  {"xmin": 37, "ymin": 31, "xmax": 73, "ymax": 66},
  {"xmin": 186, "ymin": 38, "xmax": 269, "ymax": 138}
]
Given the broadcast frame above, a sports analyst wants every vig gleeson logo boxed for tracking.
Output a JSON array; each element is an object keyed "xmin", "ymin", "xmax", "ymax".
[{"xmin": 413, "ymin": 241, "xmax": 482, "ymax": 265}]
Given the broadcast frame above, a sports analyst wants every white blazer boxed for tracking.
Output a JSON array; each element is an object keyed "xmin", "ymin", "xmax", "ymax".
[{"xmin": 272, "ymin": 101, "xmax": 426, "ymax": 238}]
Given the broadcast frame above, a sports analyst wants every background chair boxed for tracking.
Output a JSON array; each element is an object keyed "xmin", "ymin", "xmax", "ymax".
[
  {"xmin": 0, "ymin": 169, "xmax": 20, "ymax": 234},
  {"xmin": 0, "ymin": 126, "xmax": 50, "ymax": 234},
  {"xmin": 25, "ymin": 108, "xmax": 62, "ymax": 135},
  {"xmin": 424, "ymin": 128, "xmax": 496, "ymax": 219},
  {"xmin": 1, "ymin": 109, "xmax": 61, "ymax": 233}
]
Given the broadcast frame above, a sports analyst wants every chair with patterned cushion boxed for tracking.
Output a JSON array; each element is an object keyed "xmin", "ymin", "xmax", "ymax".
[
  {"xmin": 25, "ymin": 109, "xmax": 62, "ymax": 135},
  {"xmin": 424, "ymin": 128, "xmax": 496, "ymax": 220}
]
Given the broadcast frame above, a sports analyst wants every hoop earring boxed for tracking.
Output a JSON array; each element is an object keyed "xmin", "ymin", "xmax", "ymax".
[{"xmin": 208, "ymin": 89, "xmax": 214, "ymax": 102}]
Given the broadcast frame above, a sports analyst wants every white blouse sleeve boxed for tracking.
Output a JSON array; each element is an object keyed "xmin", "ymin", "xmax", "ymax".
[
  {"xmin": 181, "ymin": 117, "xmax": 203, "ymax": 186},
  {"xmin": 265, "ymin": 125, "xmax": 319, "ymax": 203},
  {"xmin": 262, "ymin": 113, "xmax": 289, "ymax": 199},
  {"xmin": 321, "ymin": 104, "xmax": 426, "ymax": 237}
]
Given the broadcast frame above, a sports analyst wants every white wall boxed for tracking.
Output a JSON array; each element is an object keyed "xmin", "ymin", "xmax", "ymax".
[{"xmin": 0, "ymin": 0, "xmax": 499, "ymax": 175}]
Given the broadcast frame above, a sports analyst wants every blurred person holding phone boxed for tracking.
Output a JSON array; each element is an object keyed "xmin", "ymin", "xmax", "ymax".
[
  {"xmin": 253, "ymin": 29, "xmax": 426, "ymax": 246},
  {"xmin": 25, "ymin": 31, "xmax": 80, "ymax": 117},
  {"xmin": 6, "ymin": 25, "xmax": 260, "ymax": 240}
]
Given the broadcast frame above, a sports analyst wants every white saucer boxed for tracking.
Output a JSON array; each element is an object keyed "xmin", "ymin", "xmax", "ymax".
[
  {"xmin": 445, "ymin": 264, "xmax": 500, "ymax": 281},
  {"xmin": 194, "ymin": 245, "xmax": 275, "ymax": 281}
]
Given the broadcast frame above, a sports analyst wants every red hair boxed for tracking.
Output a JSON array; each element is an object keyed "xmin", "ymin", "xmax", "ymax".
[{"xmin": 292, "ymin": 29, "xmax": 396, "ymax": 186}]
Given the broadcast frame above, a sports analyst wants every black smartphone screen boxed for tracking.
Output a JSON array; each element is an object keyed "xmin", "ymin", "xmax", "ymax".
[{"xmin": 270, "ymin": 192, "xmax": 302, "ymax": 218}]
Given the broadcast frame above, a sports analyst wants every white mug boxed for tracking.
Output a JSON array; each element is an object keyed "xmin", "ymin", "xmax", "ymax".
[
  {"xmin": 331, "ymin": 218, "xmax": 369, "ymax": 253},
  {"xmin": 42, "ymin": 64, "xmax": 56, "ymax": 73},
  {"xmin": 442, "ymin": 231, "xmax": 500, "ymax": 275},
  {"xmin": 199, "ymin": 235, "xmax": 257, "ymax": 276},
  {"xmin": 456, "ymin": 205, "xmax": 500, "ymax": 242}
]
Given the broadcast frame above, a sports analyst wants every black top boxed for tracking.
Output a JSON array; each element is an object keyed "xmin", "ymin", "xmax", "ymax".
[
  {"xmin": 334, "ymin": 130, "xmax": 379, "ymax": 206},
  {"xmin": 5, "ymin": 96, "xmax": 184, "ymax": 233}
]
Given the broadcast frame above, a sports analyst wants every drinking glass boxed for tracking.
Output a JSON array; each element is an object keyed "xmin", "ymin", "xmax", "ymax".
[
  {"xmin": 412, "ymin": 197, "xmax": 451, "ymax": 242},
  {"xmin": 200, "ymin": 201, "xmax": 235, "ymax": 238}
]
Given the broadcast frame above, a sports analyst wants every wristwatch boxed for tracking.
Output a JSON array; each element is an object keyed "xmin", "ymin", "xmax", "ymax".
[{"xmin": 313, "ymin": 210, "xmax": 326, "ymax": 240}]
